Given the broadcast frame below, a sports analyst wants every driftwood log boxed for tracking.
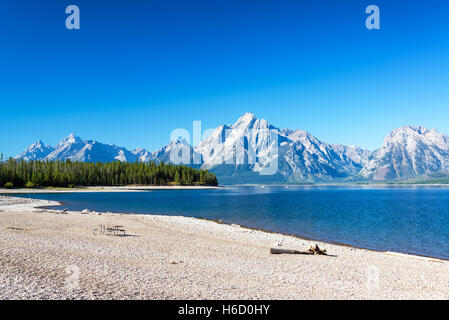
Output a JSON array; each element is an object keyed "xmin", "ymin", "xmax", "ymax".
[
  {"xmin": 270, "ymin": 244, "xmax": 327, "ymax": 255},
  {"xmin": 270, "ymin": 248, "xmax": 313, "ymax": 255}
]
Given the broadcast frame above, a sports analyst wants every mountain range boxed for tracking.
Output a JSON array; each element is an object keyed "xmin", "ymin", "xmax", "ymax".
[{"xmin": 15, "ymin": 113, "xmax": 449, "ymax": 184}]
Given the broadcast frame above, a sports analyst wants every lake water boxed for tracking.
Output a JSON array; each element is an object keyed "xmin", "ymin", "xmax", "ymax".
[{"xmin": 11, "ymin": 185, "xmax": 449, "ymax": 260}]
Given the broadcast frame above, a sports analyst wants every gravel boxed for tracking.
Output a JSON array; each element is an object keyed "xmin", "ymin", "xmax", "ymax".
[{"xmin": 0, "ymin": 195, "xmax": 448, "ymax": 300}]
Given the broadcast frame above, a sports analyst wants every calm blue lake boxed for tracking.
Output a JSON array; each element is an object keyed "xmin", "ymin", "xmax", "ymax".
[{"xmin": 11, "ymin": 185, "xmax": 449, "ymax": 260}]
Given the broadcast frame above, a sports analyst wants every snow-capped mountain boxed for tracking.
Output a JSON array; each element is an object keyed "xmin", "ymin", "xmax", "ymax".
[
  {"xmin": 359, "ymin": 126, "xmax": 449, "ymax": 181},
  {"xmin": 150, "ymin": 139, "xmax": 202, "ymax": 167},
  {"xmin": 193, "ymin": 113, "xmax": 285, "ymax": 182},
  {"xmin": 34, "ymin": 133, "xmax": 141, "ymax": 163},
  {"xmin": 193, "ymin": 113, "xmax": 372, "ymax": 183},
  {"xmin": 131, "ymin": 148, "xmax": 153, "ymax": 163},
  {"xmin": 329, "ymin": 144, "xmax": 371, "ymax": 167},
  {"xmin": 15, "ymin": 140, "xmax": 54, "ymax": 161},
  {"xmin": 14, "ymin": 114, "xmax": 449, "ymax": 183},
  {"xmin": 196, "ymin": 113, "xmax": 282, "ymax": 167},
  {"xmin": 278, "ymin": 129, "xmax": 371, "ymax": 180}
]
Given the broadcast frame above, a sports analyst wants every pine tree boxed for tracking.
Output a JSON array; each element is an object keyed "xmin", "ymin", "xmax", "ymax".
[{"xmin": 0, "ymin": 159, "xmax": 218, "ymax": 188}]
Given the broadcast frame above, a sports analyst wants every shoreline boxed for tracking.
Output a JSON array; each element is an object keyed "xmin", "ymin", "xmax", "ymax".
[
  {"xmin": 196, "ymin": 215, "xmax": 448, "ymax": 263},
  {"xmin": 216, "ymin": 221, "xmax": 448, "ymax": 263},
  {"xmin": 228, "ymin": 183, "xmax": 449, "ymax": 187},
  {"xmin": 3, "ymin": 194, "xmax": 448, "ymax": 263},
  {"xmin": 1, "ymin": 194, "xmax": 448, "ymax": 299},
  {"xmin": 3, "ymin": 191, "xmax": 448, "ymax": 262},
  {"xmin": 0, "ymin": 185, "xmax": 221, "ymax": 194},
  {"xmin": 2, "ymin": 183, "xmax": 449, "ymax": 196}
]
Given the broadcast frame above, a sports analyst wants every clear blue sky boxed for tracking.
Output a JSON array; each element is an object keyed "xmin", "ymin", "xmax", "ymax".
[{"xmin": 1, "ymin": 0, "xmax": 449, "ymax": 157}]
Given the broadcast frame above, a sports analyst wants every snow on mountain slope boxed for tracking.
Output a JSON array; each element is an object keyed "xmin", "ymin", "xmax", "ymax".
[
  {"xmin": 131, "ymin": 148, "xmax": 153, "ymax": 163},
  {"xmin": 43, "ymin": 133, "xmax": 140, "ymax": 163},
  {"xmin": 194, "ymin": 113, "xmax": 370, "ymax": 182},
  {"xmin": 329, "ymin": 144, "xmax": 372, "ymax": 168},
  {"xmin": 15, "ymin": 140, "xmax": 54, "ymax": 161},
  {"xmin": 150, "ymin": 139, "xmax": 202, "ymax": 166},
  {"xmin": 196, "ymin": 113, "xmax": 282, "ymax": 167},
  {"xmin": 359, "ymin": 126, "xmax": 449, "ymax": 180}
]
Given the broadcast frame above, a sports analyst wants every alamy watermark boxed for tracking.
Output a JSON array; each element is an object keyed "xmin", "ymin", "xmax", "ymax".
[
  {"xmin": 65, "ymin": 5, "xmax": 380, "ymax": 31},
  {"xmin": 65, "ymin": 5, "xmax": 80, "ymax": 30},
  {"xmin": 365, "ymin": 5, "xmax": 380, "ymax": 30}
]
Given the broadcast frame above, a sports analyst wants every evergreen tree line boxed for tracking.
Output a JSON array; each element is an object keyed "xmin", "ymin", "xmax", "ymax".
[{"xmin": 0, "ymin": 158, "xmax": 218, "ymax": 188}]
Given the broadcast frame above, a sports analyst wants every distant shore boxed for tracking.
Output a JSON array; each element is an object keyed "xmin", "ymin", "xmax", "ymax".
[
  {"xmin": 0, "ymin": 194, "xmax": 447, "ymax": 299},
  {"xmin": 0, "ymin": 185, "xmax": 221, "ymax": 194},
  {"xmin": 224, "ymin": 183, "xmax": 449, "ymax": 187},
  {"xmin": 2, "ymin": 183, "xmax": 449, "ymax": 195}
]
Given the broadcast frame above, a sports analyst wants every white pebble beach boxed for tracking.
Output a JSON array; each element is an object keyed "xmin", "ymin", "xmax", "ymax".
[{"xmin": 0, "ymin": 194, "xmax": 448, "ymax": 300}]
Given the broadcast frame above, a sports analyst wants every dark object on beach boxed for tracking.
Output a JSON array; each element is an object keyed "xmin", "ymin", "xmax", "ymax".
[
  {"xmin": 108, "ymin": 225, "xmax": 126, "ymax": 236},
  {"xmin": 270, "ymin": 243, "xmax": 328, "ymax": 255},
  {"xmin": 269, "ymin": 248, "xmax": 313, "ymax": 255},
  {"xmin": 6, "ymin": 226, "xmax": 27, "ymax": 231},
  {"xmin": 93, "ymin": 224, "xmax": 126, "ymax": 236},
  {"xmin": 308, "ymin": 244, "xmax": 327, "ymax": 255}
]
